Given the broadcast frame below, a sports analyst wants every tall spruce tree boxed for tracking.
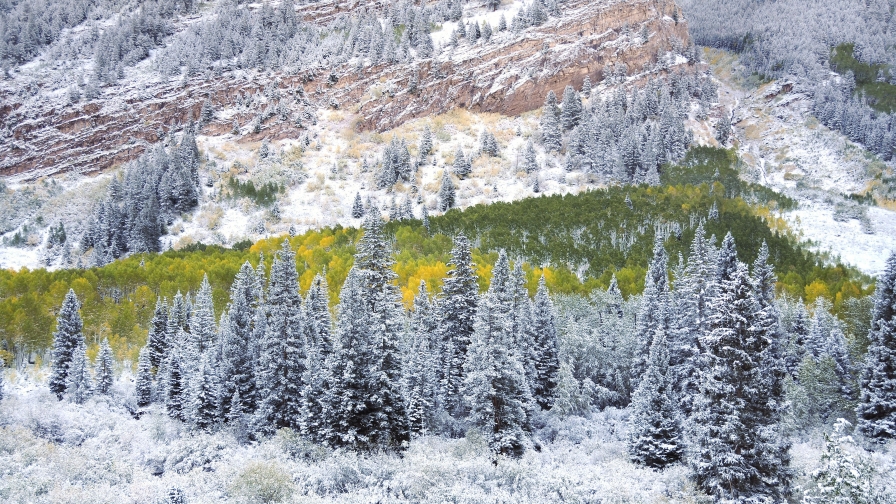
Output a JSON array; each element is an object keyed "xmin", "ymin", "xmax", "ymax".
[
  {"xmin": 189, "ymin": 352, "xmax": 220, "ymax": 431},
  {"xmin": 463, "ymin": 261, "xmax": 533, "ymax": 460},
  {"xmin": 541, "ymin": 90, "xmax": 562, "ymax": 152},
  {"xmin": 352, "ymin": 192, "xmax": 365, "ymax": 219},
  {"xmin": 147, "ymin": 297, "xmax": 169, "ymax": 368},
  {"xmin": 254, "ymin": 240, "xmax": 305, "ymax": 435},
  {"xmin": 135, "ymin": 345, "xmax": 154, "ymax": 407},
  {"xmin": 531, "ymin": 275, "xmax": 560, "ymax": 409},
  {"xmin": 165, "ymin": 334, "xmax": 187, "ymax": 421},
  {"xmin": 300, "ymin": 274, "xmax": 333, "ymax": 442},
  {"xmin": 220, "ymin": 262, "xmax": 260, "ymax": 417},
  {"xmin": 95, "ymin": 338, "xmax": 115, "ymax": 395},
  {"xmin": 856, "ymin": 251, "xmax": 896, "ymax": 440},
  {"xmin": 438, "ymin": 171, "xmax": 456, "ymax": 211},
  {"xmin": 50, "ymin": 289, "xmax": 85, "ymax": 399},
  {"xmin": 191, "ymin": 275, "xmax": 216, "ymax": 356},
  {"xmin": 627, "ymin": 331, "xmax": 682, "ymax": 468},
  {"xmin": 440, "ymin": 234, "xmax": 480, "ymax": 415},
  {"xmin": 403, "ymin": 281, "xmax": 441, "ymax": 436},
  {"xmin": 66, "ymin": 342, "xmax": 92, "ymax": 404},
  {"xmin": 689, "ymin": 237, "xmax": 791, "ymax": 500},
  {"xmin": 343, "ymin": 214, "xmax": 409, "ymax": 449},
  {"xmin": 560, "ymin": 85, "xmax": 583, "ymax": 130},
  {"xmin": 632, "ymin": 234, "xmax": 669, "ymax": 389}
]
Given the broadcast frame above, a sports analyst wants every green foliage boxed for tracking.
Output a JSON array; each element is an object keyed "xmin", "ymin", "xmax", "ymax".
[
  {"xmin": 0, "ymin": 148, "xmax": 871, "ymax": 364},
  {"xmin": 831, "ymin": 43, "xmax": 896, "ymax": 113},
  {"xmin": 226, "ymin": 177, "xmax": 283, "ymax": 207}
]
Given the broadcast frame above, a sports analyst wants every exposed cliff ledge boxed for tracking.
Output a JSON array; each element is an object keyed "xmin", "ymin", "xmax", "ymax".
[{"xmin": 0, "ymin": 0, "xmax": 691, "ymax": 180}]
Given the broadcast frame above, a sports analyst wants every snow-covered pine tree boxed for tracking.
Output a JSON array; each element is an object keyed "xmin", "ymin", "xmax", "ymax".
[
  {"xmin": 403, "ymin": 281, "xmax": 441, "ymax": 436},
  {"xmin": 560, "ymin": 85, "xmax": 583, "ymax": 130},
  {"xmin": 631, "ymin": 233, "xmax": 669, "ymax": 389},
  {"xmin": 220, "ymin": 262, "xmax": 260, "ymax": 417},
  {"xmin": 49, "ymin": 289, "xmax": 85, "ymax": 399},
  {"xmin": 522, "ymin": 140, "xmax": 538, "ymax": 173},
  {"xmin": 299, "ymin": 274, "xmax": 332, "ymax": 442},
  {"xmin": 191, "ymin": 275, "xmax": 216, "ymax": 356},
  {"xmin": 254, "ymin": 240, "xmax": 305, "ymax": 435},
  {"xmin": 352, "ymin": 192, "xmax": 365, "ymax": 218},
  {"xmin": 627, "ymin": 331, "xmax": 682, "ymax": 468},
  {"xmin": 66, "ymin": 342, "xmax": 92, "ymax": 404},
  {"xmin": 540, "ymin": 91, "xmax": 562, "ymax": 152},
  {"xmin": 438, "ymin": 171, "xmax": 456, "ymax": 211},
  {"xmin": 147, "ymin": 297, "xmax": 169, "ymax": 368},
  {"xmin": 135, "ymin": 345, "xmax": 154, "ymax": 407},
  {"xmin": 582, "ymin": 76, "xmax": 592, "ymax": 98},
  {"xmin": 463, "ymin": 271, "xmax": 533, "ymax": 460},
  {"xmin": 531, "ymin": 275, "xmax": 560, "ymax": 410},
  {"xmin": 453, "ymin": 147, "xmax": 472, "ymax": 178},
  {"xmin": 689, "ymin": 237, "xmax": 791, "ymax": 500},
  {"xmin": 165, "ymin": 335, "xmax": 187, "ymax": 421},
  {"xmin": 95, "ymin": 338, "xmax": 115, "ymax": 395},
  {"xmin": 351, "ymin": 213, "xmax": 409, "ymax": 449},
  {"xmin": 856, "ymin": 251, "xmax": 896, "ymax": 441},
  {"xmin": 189, "ymin": 352, "xmax": 220, "ymax": 431},
  {"xmin": 0, "ymin": 358, "xmax": 4, "ymax": 401},
  {"xmin": 419, "ymin": 125, "xmax": 433, "ymax": 157},
  {"xmin": 440, "ymin": 233, "xmax": 480, "ymax": 415}
]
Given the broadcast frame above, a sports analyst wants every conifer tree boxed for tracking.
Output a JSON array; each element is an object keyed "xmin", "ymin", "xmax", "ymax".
[
  {"xmin": 189, "ymin": 353, "xmax": 220, "ymax": 431},
  {"xmin": 438, "ymin": 171, "xmax": 456, "ymax": 211},
  {"xmin": 135, "ymin": 345, "xmax": 154, "ymax": 407},
  {"xmin": 689, "ymin": 238, "xmax": 791, "ymax": 500},
  {"xmin": 50, "ymin": 289, "xmax": 85, "ymax": 399},
  {"xmin": 856, "ymin": 251, "xmax": 896, "ymax": 440},
  {"xmin": 352, "ymin": 192, "xmax": 365, "ymax": 219},
  {"xmin": 627, "ymin": 331, "xmax": 682, "ymax": 468},
  {"xmin": 220, "ymin": 262, "xmax": 260, "ymax": 417},
  {"xmin": 632, "ymin": 234, "xmax": 669, "ymax": 389},
  {"xmin": 453, "ymin": 147, "xmax": 472, "ymax": 178},
  {"xmin": 165, "ymin": 338, "xmax": 186, "ymax": 421},
  {"xmin": 540, "ymin": 90, "xmax": 562, "ymax": 152},
  {"xmin": 463, "ymin": 268, "xmax": 533, "ymax": 460},
  {"xmin": 531, "ymin": 275, "xmax": 560, "ymax": 409},
  {"xmin": 299, "ymin": 274, "xmax": 332, "ymax": 442},
  {"xmin": 147, "ymin": 297, "xmax": 169, "ymax": 368},
  {"xmin": 95, "ymin": 338, "xmax": 115, "ymax": 395},
  {"xmin": 403, "ymin": 281, "xmax": 441, "ymax": 436},
  {"xmin": 419, "ymin": 125, "xmax": 433, "ymax": 157},
  {"xmin": 66, "ymin": 342, "xmax": 92, "ymax": 404},
  {"xmin": 254, "ymin": 240, "xmax": 305, "ymax": 435},
  {"xmin": 560, "ymin": 85, "xmax": 583, "ymax": 130},
  {"xmin": 0, "ymin": 358, "xmax": 4, "ymax": 402},
  {"xmin": 522, "ymin": 140, "xmax": 538, "ymax": 173},
  {"xmin": 440, "ymin": 234, "xmax": 479, "ymax": 415},
  {"xmin": 191, "ymin": 275, "xmax": 216, "ymax": 356}
]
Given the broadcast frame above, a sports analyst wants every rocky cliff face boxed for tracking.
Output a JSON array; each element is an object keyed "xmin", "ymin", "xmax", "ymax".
[{"xmin": 0, "ymin": 0, "xmax": 691, "ymax": 180}]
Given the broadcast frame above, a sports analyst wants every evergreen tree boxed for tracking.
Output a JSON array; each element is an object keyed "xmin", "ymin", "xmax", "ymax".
[
  {"xmin": 560, "ymin": 85, "xmax": 583, "ymax": 130},
  {"xmin": 299, "ymin": 274, "xmax": 332, "ymax": 442},
  {"xmin": 66, "ymin": 342, "xmax": 92, "ymax": 404},
  {"xmin": 438, "ymin": 171, "xmax": 456, "ymax": 211},
  {"xmin": 352, "ymin": 192, "xmax": 365, "ymax": 218},
  {"xmin": 540, "ymin": 90, "xmax": 562, "ymax": 152},
  {"xmin": 531, "ymin": 275, "xmax": 560, "ymax": 409},
  {"xmin": 440, "ymin": 234, "xmax": 480, "ymax": 415},
  {"xmin": 632, "ymin": 234, "xmax": 669, "ymax": 389},
  {"xmin": 95, "ymin": 338, "xmax": 115, "ymax": 395},
  {"xmin": 419, "ymin": 125, "xmax": 433, "ymax": 156},
  {"xmin": 453, "ymin": 147, "xmax": 472, "ymax": 178},
  {"xmin": 191, "ymin": 275, "xmax": 216, "ymax": 356},
  {"xmin": 351, "ymin": 213, "xmax": 409, "ymax": 449},
  {"xmin": 165, "ymin": 336, "xmax": 187, "ymax": 421},
  {"xmin": 254, "ymin": 240, "xmax": 305, "ymax": 435},
  {"xmin": 0, "ymin": 358, "xmax": 4, "ymax": 402},
  {"xmin": 189, "ymin": 352, "xmax": 220, "ymax": 431},
  {"xmin": 403, "ymin": 281, "xmax": 441, "ymax": 436},
  {"xmin": 463, "ymin": 272, "xmax": 532, "ymax": 460},
  {"xmin": 135, "ymin": 345, "xmax": 154, "ymax": 407},
  {"xmin": 856, "ymin": 252, "xmax": 896, "ymax": 440},
  {"xmin": 627, "ymin": 331, "xmax": 683, "ymax": 468},
  {"xmin": 522, "ymin": 140, "xmax": 538, "ymax": 173},
  {"xmin": 49, "ymin": 289, "xmax": 85, "ymax": 399},
  {"xmin": 689, "ymin": 240, "xmax": 791, "ymax": 500},
  {"xmin": 147, "ymin": 297, "xmax": 169, "ymax": 368},
  {"xmin": 220, "ymin": 262, "xmax": 260, "ymax": 417}
]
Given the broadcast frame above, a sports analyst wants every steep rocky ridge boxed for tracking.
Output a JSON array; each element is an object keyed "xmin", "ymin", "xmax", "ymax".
[{"xmin": 0, "ymin": 0, "xmax": 690, "ymax": 180}]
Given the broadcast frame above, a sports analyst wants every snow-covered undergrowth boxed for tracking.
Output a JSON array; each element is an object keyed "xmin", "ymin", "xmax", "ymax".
[
  {"xmin": 0, "ymin": 372, "xmax": 704, "ymax": 503},
  {"xmin": 3, "ymin": 369, "xmax": 895, "ymax": 503}
]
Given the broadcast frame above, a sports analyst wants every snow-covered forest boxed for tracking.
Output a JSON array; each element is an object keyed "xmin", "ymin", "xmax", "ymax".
[{"xmin": 2, "ymin": 0, "xmax": 896, "ymax": 502}]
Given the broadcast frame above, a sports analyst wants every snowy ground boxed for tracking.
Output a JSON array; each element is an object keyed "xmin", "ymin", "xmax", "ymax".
[
  {"xmin": 702, "ymin": 48, "xmax": 896, "ymax": 277},
  {"xmin": 1, "ymin": 369, "xmax": 894, "ymax": 503}
]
